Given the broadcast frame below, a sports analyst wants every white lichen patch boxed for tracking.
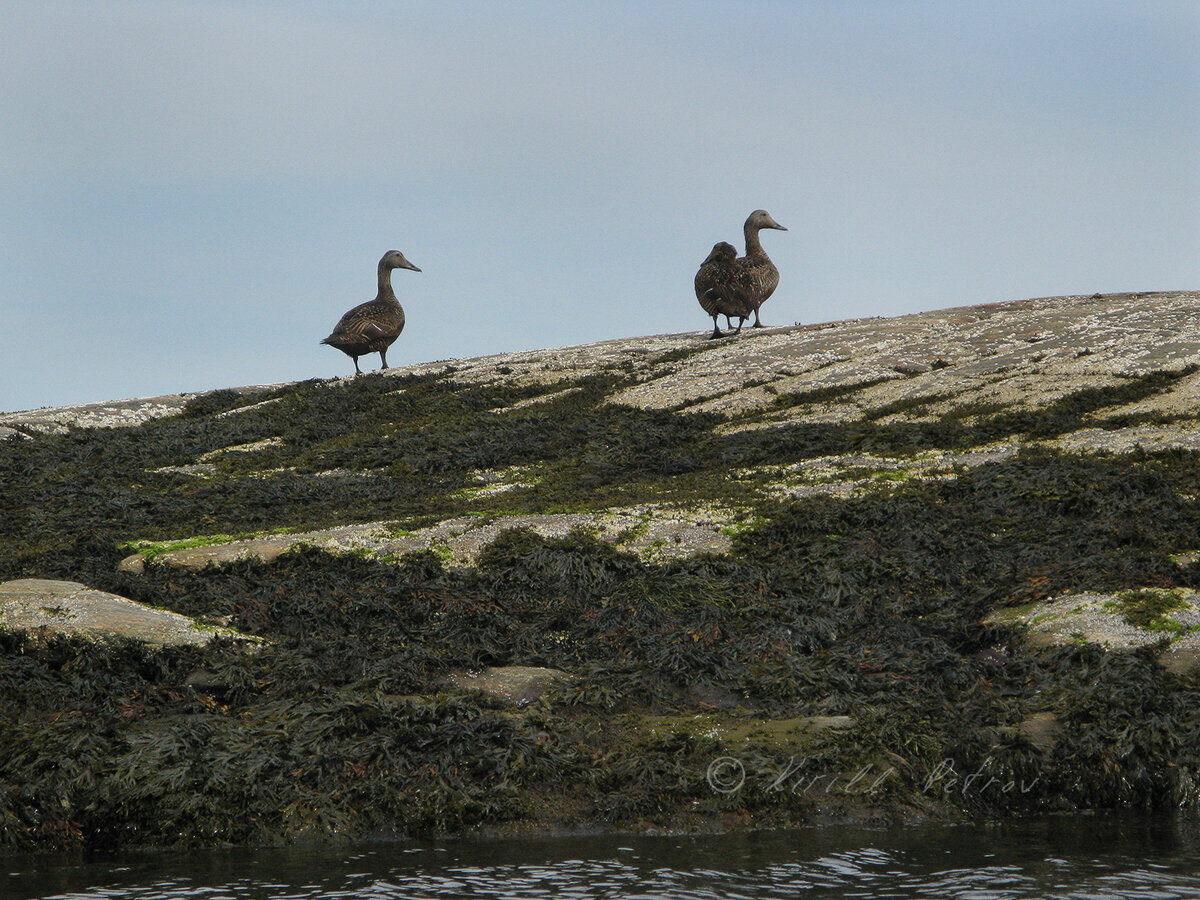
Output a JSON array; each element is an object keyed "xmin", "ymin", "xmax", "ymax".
[
  {"xmin": 150, "ymin": 463, "xmax": 219, "ymax": 477},
  {"xmin": 198, "ymin": 436, "xmax": 284, "ymax": 461},
  {"xmin": 1052, "ymin": 425, "xmax": 1200, "ymax": 455},
  {"xmin": 741, "ymin": 445, "xmax": 1017, "ymax": 500},
  {"xmin": 451, "ymin": 464, "xmax": 547, "ymax": 501},
  {"xmin": 490, "ymin": 385, "xmax": 586, "ymax": 413},
  {"xmin": 214, "ymin": 396, "xmax": 286, "ymax": 418}
]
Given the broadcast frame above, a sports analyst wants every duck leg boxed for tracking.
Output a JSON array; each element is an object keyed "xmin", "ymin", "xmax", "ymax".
[
  {"xmin": 352, "ymin": 356, "xmax": 363, "ymax": 375},
  {"xmin": 379, "ymin": 349, "xmax": 389, "ymax": 370},
  {"xmin": 708, "ymin": 316, "xmax": 727, "ymax": 339}
]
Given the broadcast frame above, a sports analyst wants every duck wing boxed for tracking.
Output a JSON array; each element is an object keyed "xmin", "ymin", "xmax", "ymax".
[
  {"xmin": 324, "ymin": 300, "xmax": 404, "ymax": 342},
  {"xmin": 696, "ymin": 261, "xmax": 754, "ymax": 318},
  {"xmin": 738, "ymin": 257, "xmax": 780, "ymax": 308}
]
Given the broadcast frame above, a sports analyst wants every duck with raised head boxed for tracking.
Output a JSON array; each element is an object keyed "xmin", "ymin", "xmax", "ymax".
[
  {"xmin": 321, "ymin": 250, "xmax": 421, "ymax": 374},
  {"xmin": 737, "ymin": 209, "xmax": 787, "ymax": 327},
  {"xmin": 694, "ymin": 241, "xmax": 753, "ymax": 338}
]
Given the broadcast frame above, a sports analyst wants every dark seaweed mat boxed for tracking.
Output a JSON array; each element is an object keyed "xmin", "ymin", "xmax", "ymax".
[
  {"xmin": 5, "ymin": 366, "xmax": 1194, "ymax": 575},
  {"xmin": 0, "ymin": 632, "xmax": 558, "ymax": 851},
  {"xmin": 4, "ymin": 365, "xmax": 1200, "ymax": 851},
  {"xmin": 5, "ymin": 450, "xmax": 1200, "ymax": 850},
  {"xmin": 0, "ymin": 369, "xmax": 719, "ymax": 573}
]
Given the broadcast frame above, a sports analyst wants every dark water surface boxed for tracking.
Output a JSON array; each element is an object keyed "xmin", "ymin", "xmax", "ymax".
[{"xmin": 7, "ymin": 815, "xmax": 1200, "ymax": 899}]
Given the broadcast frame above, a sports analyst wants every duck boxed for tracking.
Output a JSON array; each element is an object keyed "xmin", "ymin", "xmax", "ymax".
[
  {"xmin": 694, "ymin": 242, "xmax": 753, "ymax": 338},
  {"xmin": 737, "ymin": 209, "xmax": 787, "ymax": 327},
  {"xmin": 321, "ymin": 250, "xmax": 421, "ymax": 374}
]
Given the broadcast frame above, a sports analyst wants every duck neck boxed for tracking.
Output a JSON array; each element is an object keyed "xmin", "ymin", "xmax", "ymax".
[
  {"xmin": 744, "ymin": 223, "xmax": 768, "ymax": 259},
  {"xmin": 376, "ymin": 263, "xmax": 398, "ymax": 300}
]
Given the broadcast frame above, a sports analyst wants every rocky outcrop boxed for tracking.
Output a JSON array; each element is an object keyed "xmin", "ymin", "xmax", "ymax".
[
  {"xmin": 119, "ymin": 508, "xmax": 734, "ymax": 573},
  {"xmin": 5, "ymin": 290, "xmax": 1200, "ymax": 853},
  {"xmin": 0, "ymin": 579, "xmax": 255, "ymax": 647},
  {"xmin": 4, "ymin": 289, "xmax": 1180, "ymax": 590},
  {"xmin": 117, "ymin": 523, "xmax": 399, "ymax": 573},
  {"xmin": 0, "ymin": 390, "xmax": 241, "ymax": 435},
  {"xmin": 402, "ymin": 290, "xmax": 1200, "ymax": 425},
  {"xmin": 6, "ymin": 291, "xmax": 1200, "ymax": 437},
  {"xmin": 988, "ymin": 587, "xmax": 1200, "ymax": 675}
]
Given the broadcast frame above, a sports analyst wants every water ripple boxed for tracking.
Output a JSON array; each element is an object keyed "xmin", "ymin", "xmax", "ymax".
[{"xmin": 10, "ymin": 819, "xmax": 1200, "ymax": 900}]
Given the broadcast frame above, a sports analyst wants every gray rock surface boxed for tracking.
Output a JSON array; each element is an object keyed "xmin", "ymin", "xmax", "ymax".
[
  {"xmin": 0, "ymin": 578, "xmax": 254, "ymax": 647},
  {"xmin": 0, "ymin": 393, "xmax": 199, "ymax": 435},
  {"xmin": 402, "ymin": 291, "xmax": 1200, "ymax": 422},
  {"xmin": 0, "ymin": 385, "xmax": 283, "ymax": 435},
  {"xmin": 987, "ymin": 588, "xmax": 1200, "ymax": 674},
  {"xmin": 8, "ymin": 291, "xmax": 1198, "ymax": 437},
  {"xmin": 120, "ymin": 507, "xmax": 734, "ymax": 572}
]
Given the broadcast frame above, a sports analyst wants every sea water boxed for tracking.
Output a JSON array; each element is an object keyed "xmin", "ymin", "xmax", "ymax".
[{"xmin": 7, "ymin": 813, "xmax": 1200, "ymax": 899}]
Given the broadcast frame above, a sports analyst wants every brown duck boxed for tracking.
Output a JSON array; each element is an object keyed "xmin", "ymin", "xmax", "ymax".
[
  {"xmin": 737, "ymin": 209, "xmax": 787, "ymax": 327},
  {"xmin": 321, "ymin": 250, "xmax": 421, "ymax": 374},
  {"xmin": 694, "ymin": 241, "xmax": 754, "ymax": 338}
]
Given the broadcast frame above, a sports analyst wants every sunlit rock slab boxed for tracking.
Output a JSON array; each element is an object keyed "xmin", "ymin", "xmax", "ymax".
[
  {"xmin": 5, "ymin": 292, "xmax": 1198, "ymax": 436},
  {"xmin": 119, "ymin": 507, "xmax": 736, "ymax": 573},
  {"xmin": 0, "ymin": 578, "xmax": 254, "ymax": 647},
  {"xmin": 987, "ymin": 587, "xmax": 1200, "ymax": 674}
]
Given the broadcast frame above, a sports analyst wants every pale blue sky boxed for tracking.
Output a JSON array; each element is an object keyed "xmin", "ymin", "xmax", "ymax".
[{"xmin": 2, "ymin": 1, "xmax": 1197, "ymax": 412}]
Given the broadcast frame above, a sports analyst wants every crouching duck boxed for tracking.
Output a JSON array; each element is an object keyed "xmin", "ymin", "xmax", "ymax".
[{"xmin": 694, "ymin": 241, "xmax": 753, "ymax": 338}]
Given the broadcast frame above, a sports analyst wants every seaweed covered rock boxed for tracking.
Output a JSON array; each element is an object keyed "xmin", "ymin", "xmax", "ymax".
[{"xmin": 4, "ymin": 291, "xmax": 1200, "ymax": 853}]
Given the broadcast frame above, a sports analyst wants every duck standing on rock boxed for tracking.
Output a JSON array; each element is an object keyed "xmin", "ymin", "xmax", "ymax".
[
  {"xmin": 737, "ymin": 209, "xmax": 787, "ymax": 327},
  {"xmin": 321, "ymin": 250, "xmax": 421, "ymax": 374},
  {"xmin": 694, "ymin": 241, "xmax": 754, "ymax": 338}
]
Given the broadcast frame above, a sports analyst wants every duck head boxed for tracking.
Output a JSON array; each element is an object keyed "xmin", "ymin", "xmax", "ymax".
[
  {"xmin": 380, "ymin": 250, "xmax": 422, "ymax": 272},
  {"xmin": 745, "ymin": 210, "xmax": 787, "ymax": 232},
  {"xmin": 704, "ymin": 241, "xmax": 739, "ymax": 264}
]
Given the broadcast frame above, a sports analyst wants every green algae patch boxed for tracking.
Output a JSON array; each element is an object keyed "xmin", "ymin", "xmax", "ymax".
[
  {"xmin": 1107, "ymin": 588, "xmax": 1192, "ymax": 631},
  {"xmin": 123, "ymin": 530, "xmax": 295, "ymax": 561},
  {"xmin": 636, "ymin": 712, "xmax": 855, "ymax": 746}
]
